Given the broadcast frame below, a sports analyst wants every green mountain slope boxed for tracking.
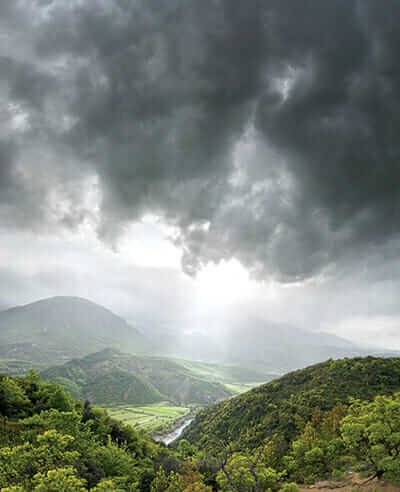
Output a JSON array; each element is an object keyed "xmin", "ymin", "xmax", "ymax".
[
  {"xmin": 0, "ymin": 296, "xmax": 154, "ymax": 368},
  {"xmin": 41, "ymin": 348, "xmax": 232, "ymax": 406},
  {"xmin": 172, "ymin": 358, "xmax": 273, "ymax": 385},
  {"xmin": 183, "ymin": 356, "xmax": 400, "ymax": 451}
]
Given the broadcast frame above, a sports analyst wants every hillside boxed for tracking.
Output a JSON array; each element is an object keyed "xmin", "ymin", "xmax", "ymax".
[
  {"xmin": 183, "ymin": 356, "xmax": 400, "ymax": 451},
  {"xmin": 2, "ymin": 365, "xmax": 400, "ymax": 489},
  {"xmin": 0, "ymin": 296, "xmax": 153, "ymax": 368},
  {"xmin": 0, "ymin": 372, "xmax": 218, "ymax": 490},
  {"xmin": 41, "ymin": 348, "xmax": 233, "ymax": 406}
]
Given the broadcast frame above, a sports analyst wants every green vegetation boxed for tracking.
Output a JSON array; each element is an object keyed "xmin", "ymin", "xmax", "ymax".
[
  {"xmin": 104, "ymin": 403, "xmax": 190, "ymax": 436},
  {"xmin": 0, "ymin": 372, "xmax": 215, "ymax": 490},
  {"xmin": 341, "ymin": 395, "xmax": 400, "ymax": 482},
  {"xmin": 177, "ymin": 357, "xmax": 400, "ymax": 489},
  {"xmin": 0, "ymin": 297, "xmax": 153, "ymax": 371},
  {"xmin": 40, "ymin": 348, "xmax": 233, "ymax": 406},
  {"xmin": 2, "ymin": 357, "xmax": 400, "ymax": 490},
  {"xmin": 184, "ymin": 356, "xmax": 400, "ymax": 451},
  {"xmin": 0, "ymin": 359, "xmax": 46, "ymax": 376},
  {"xmin": 223, "ymin": 383, "xmax": 261, "ymax": 395},
  {"xmin": 172, "ymin": 359, "xmax": 273, "ymax": 386}
]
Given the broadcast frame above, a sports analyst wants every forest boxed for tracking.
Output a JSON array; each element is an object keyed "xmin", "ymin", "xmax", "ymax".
[{"xmin": 0, "ymin": 357, "xmax": 399, "ymax": 491}]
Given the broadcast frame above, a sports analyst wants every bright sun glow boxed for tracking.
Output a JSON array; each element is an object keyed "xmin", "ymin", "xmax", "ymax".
[{"xmin": 195, "ymin": 259, "xmax": 259, "ymax": 307}]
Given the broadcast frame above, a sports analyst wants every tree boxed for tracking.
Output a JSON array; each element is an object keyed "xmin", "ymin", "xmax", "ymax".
[
  {"xmin": 91, "ymin": 479, "xmax": 124, "ymax": 491},
  {"xmin": 151, "ymin": 468, "xmax": 184, "ymax": 492},
  {"xmin": 0, "ymin": 430, "xmax": 79, "ymax": 488},
  {"xmin": 0, "ymin": 376, "xmax": 30, "ymax": 418},
  {"xmin": 184, "ymin": 482, "xmax": 212, "ymax": 492},
  {"xmin": 32, "ymin": 467, "xmax": 86, "ymax": 491},
  {"xmin": 341, "ymin": 394, "xmax": 400, "ymax": 483},
  {"xmin": 216, "ymin": 452, "xmax": 284, "ymax": 492}
]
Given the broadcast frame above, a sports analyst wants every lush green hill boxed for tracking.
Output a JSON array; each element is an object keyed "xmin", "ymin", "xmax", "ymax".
[
  {"xmin": 41, "ymin": 348, "xmax": 233, "ymax": 406},
  {"xmin": 0, "ymin": 296, "xmax": 154, "ymax": 369},
  {"xmin": 183, "ymin": 356, "xmax": 400, "ymax": 451},
  {"xmin": 0, "ymin": 372, "xmax": 215, "ymax": 490},
  {"xmin": 2, "ymin": 361, "xmax": 400, "ymax": 490}
]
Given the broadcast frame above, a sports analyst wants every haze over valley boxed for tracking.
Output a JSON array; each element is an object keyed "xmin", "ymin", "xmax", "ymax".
[{"xmin": 0, "ymin": 295, "xmax": 393, "ymax": 378}]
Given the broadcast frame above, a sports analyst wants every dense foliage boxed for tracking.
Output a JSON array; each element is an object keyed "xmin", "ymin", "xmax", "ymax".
[
  {"xmin": 40, "ymin": 349, "xmax": 232, "ymax": 406},
  {"xmin": 1, "ymin": 357, "xmax": 400, "ymax": 491},
  {"xmin": 0, "ymin": 371, "xmax": 216, "ymax": 491},
  {"xmin": 184, "ymin": 357, "xmax": 400, "ymax": 451}
]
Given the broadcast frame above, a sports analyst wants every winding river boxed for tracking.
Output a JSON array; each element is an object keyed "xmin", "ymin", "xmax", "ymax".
[{"xmin": 159, "ymin": 418, "xmax": 194, "ymax": 446}]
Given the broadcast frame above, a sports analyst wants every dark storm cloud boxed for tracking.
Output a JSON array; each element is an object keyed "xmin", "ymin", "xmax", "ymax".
[{"xmin": 1, "ymin": 0, "xmax": 400, "ymax": 281}]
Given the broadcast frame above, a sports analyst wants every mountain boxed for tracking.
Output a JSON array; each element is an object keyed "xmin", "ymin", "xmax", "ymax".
[
  {"xmin": 0, "ymin": 296, "xmax": 154, "ymax": 369},
  {"xmin": 139, "ymin": 313, "xmax": 379, "ymax": 373},
  {"xmin": 219, "ymin": 314, "xmax": 364, "ymax": 372},
  {"xmin": 1, "ymin": 296, "xmax": 392, "ymax": 379},
  {"xmin": 182, "ymin": 356, "xmax": 400, "ymax": 451},
  {"xmin": 40, "ymin": 348, "xmax": 233, "ymax": 406}
]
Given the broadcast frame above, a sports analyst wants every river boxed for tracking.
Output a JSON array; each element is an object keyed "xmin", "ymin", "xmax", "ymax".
[{"xmin": 159, "ymin": 418, "xmax": 194, "ymax": 446}]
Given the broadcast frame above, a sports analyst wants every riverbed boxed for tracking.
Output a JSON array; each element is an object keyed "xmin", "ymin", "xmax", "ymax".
[{"xmin": 157, "ymin": 418, "xmax": 194, "ymax": 446}]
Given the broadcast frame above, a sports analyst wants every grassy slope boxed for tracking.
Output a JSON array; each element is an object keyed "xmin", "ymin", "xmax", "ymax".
[
  {"xmin": 172, "ymin": 358, "xmax": 275, "ymax": 385},
  {"xmin": 41, "ymin": 348, "xmax": 233, "ymax": 406},
  {"xmin": 183, "ymin": 356, "xmax": 400, "ymax": 451},
  {"xmin": 0, "ymin": 297, "xmax": 154, "ymax": 368}
]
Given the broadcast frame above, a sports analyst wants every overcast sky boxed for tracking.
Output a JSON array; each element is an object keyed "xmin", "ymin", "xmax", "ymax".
[{"xmin": 1, "ymin": 0, "xmax": 400, "ymax": 349}]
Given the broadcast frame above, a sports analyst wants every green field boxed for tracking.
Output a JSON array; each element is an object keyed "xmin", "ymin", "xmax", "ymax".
[
  {"xmin": 172, "ymin": 358, "xmax": 272, "ymax": 385},
  {"xmin": 103, "ymin": 380, "xmax": 264, "ymax": 436},
  {"xmin": 103, "ymin": 402, "xmax": 191, "ymax": 435}
]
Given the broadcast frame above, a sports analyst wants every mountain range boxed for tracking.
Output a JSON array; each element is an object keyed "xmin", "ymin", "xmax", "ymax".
[
  {"xmin": 136, "ymin": 313, "xmax": 383, "ymax": 373},
  {"xmin": 0, "ymin": 296, "xmax": 396, "ymax": 377}
]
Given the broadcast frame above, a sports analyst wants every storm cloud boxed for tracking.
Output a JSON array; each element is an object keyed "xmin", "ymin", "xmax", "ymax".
[{"xmin": 1, "ymin": 0, "xmax": 400, "ymax": 281}]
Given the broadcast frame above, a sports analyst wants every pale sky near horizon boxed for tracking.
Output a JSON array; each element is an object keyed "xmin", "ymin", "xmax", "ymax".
[{"xmin": 1, "ymin": 0, "xmax": 400, "ymax": 350}]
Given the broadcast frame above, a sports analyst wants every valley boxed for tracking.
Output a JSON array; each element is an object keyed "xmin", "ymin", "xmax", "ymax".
[
  {"xmin": 1, "ymin": 296, "xmax": 394, "ymax": 379},
  {"xmin": 1, "ymin": 297, "xmax": 400, "ymax": 490},
  {"xmin": 2, "ymin": 1, "xmax": 400, "ymax": 488},
  {"xmin": 104, "ymin": 402, "xmax": 191, "ymax": 437},
  {"xmin": 2, "ymin": 355, "xmax": 400, "ymax": 491}
]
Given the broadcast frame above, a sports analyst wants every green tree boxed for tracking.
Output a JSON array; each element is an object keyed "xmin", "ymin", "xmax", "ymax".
[
  {"xmin": 341, "ymin": 394, "xmax": 400, "ymax": 483},
  {"xmin": 0, "ymin": 486, "xmax": 26, "ymax": 491},
  {"xmin": 0, "ymin": 376, "xmax": 29, "ymax": 418},
  {"xmin": 32, "ymin": 467, "xmax": 86, "ymax": 491},
  {"xmin": 0, "ymin": 430, "xmax": 79, "ymax": 489},
  {"xmin": 151, "ymin": 469, "xmax": 184, "ymax": 492},
  {"xmin": 91, "ymin": 479, "xmax": 123, "ymax": 491},
  {"xmin": 216, "ymin": 453, "xmax": 284, "ymax": 492}
]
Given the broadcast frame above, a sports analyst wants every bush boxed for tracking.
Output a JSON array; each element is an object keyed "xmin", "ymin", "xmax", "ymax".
[{"xmin": 279, "ymin": 483, "xmax": 299, "ymax": 492}]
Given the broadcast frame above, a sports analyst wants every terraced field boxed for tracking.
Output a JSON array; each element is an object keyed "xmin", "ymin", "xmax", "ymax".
[{"xmin": 104, "ymin": 402, "xmax": 191, "ymax": 435}]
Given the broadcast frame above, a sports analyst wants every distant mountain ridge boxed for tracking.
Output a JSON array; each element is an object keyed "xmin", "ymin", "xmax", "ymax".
[
  {"xmin": 0, "ymin": 296, "xmax": 153, "ymax": 368},
  {"xmin": 138, "ymin": 313, "xmax": 381, "ymax": 373},
  {"xmin": 40, "ymin": 348, "xmax": 232, "ymax": 406},
  {"xmin": 1, "ymin": 296, "xmax": 397, "ymax": 378}
]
